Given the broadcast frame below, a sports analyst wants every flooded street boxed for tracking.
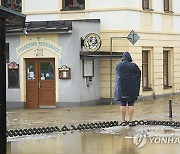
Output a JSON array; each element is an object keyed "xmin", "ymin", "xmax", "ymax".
[
  {"xmin": 7, "ymin": 95, "xmax": 180, "ymax": 154},
  {"xmin": 7, "ymin": 128, "xmax": 180, "ymax": 154}
]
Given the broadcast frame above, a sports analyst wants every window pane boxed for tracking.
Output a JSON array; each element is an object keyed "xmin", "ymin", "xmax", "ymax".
[
  {"xmin": 3, "ymin": 0, "xmax": 22, "ymax": 12},
  {"xmin": 8, "ymin": 69, "xmax": 19, "ymax": 88},
  {"xmin": 163, "ymin": 50, "xmax": 169, "ymax": 86},
  {"xmin": 164, "ymin": 0, "xmax": 169, "ymax": 11},
  {"xmin": 143, "ymin": 76, "xmax": 148, "ymax": 87},
  {"xmin": 142, "ymin": 50, "xmax": 149, "ymax": 89},
  {"xmin": 163, "ymin": 75, "xmax": 168, "ymax": 86},
  {"xmin": 63, "ymin": 0, "xmax": 85, "ymax": 10},
  {"xmin": 142, "ymin": 51, "xmax": 148, "ymax": 63},
  {"xmin": 40, "ymin": 62, "xmax": 54, "ymax": 80},
  {"xmin": 142, "ymin": 64, "xmax": 148, "ymax": 87},
  {"xmin": 27, "ymin": 62, "xmax": 35, "ymax": 80},
  {"xmin": 163, "ymin": 51, "xmax": 168, "ymax": 61},
  {"xmin": 142, "ymin": 0, "xmax": 149, "ymax": 9}
]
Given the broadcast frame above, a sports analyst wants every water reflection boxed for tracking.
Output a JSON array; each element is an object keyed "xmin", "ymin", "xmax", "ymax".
[
  {"xmin": 7, "ymin": 130, "xmax": 180, "ymax": 154},
  {"xmin": 7, "ymin": 132, "xmax": 138, "ymax": 154}
]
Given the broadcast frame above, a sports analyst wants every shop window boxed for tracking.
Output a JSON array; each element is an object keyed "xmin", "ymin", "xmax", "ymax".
[
  {"xmin": 142, "ymin": 50, "xmax": 152, "ymax": 91},
  {"xmin": 62, "ymin": 0, "xmax": 85, "ymax": 11},
  {"xmin": 5, "ymin": 43, "xmax": 9, "ymax": 63},
  {"xmin": 3, "ymin": 0, "xmax": 22, "ymax": 12},
  {"xmin": 8, "ymin": 62, "xmax": 19, "ymax": 88},
  {"xmin": 164, "ymin": 0, "xmax": 173, "ymax": 13},
  {"xmin": 142, "ymin": 0, "xmax": 153, "ymax": 10},
  {"xmin": 163, "ymin": 50, "xmax": 172, "ymax": 89}
]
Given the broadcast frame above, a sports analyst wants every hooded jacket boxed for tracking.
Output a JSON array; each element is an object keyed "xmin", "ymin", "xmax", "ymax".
[{"xmin": 114, "ymin": 52, "xmax": 141, "ymax": 102}]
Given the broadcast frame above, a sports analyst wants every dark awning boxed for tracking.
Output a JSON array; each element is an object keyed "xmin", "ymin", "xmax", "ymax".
[
  {"xmin": 80, "ymin": 51, "xmax": 123, "ymax": 59},
  {"xmin": 6, "ymin": 20, "xmax": 72, "ymax": 34}
]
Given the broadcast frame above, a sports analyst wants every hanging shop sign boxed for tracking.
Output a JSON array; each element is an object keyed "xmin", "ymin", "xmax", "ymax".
[
  {"xmin": 83, "ymin": 33, "xmax": 101, "ymax": 52},
  {"xmin": 16, "ymin": 37, "xmax": 62, "ymax": 58}
]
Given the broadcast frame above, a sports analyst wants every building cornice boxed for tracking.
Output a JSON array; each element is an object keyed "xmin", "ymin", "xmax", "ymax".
[{"xmin": 23, "ymin": 7, "xmax": 180, "ymax": 17}]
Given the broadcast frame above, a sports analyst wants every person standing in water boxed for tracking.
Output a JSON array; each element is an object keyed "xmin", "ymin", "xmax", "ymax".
[{"xmin": 114, "ymin": 52, "xmax": 141, "ymax": 126}]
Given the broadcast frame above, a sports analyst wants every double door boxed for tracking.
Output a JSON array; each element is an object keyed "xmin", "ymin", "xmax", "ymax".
[{"xmin": 26, "ymin": 58, "xmax": 55, "ymax": 109}]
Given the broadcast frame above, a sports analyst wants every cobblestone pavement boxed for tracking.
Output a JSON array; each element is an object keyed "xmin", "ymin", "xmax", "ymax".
[{"xmin": 7, "ymin": 95, "xmax": 180, "ymax": 130}]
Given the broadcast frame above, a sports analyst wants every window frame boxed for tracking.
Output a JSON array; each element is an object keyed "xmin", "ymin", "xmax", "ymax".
[
  {"xmin": 8, "ymin": 62, "xmax": 20, "ymax": 89},
  {"xmin": 62, "ymin": 0, "xmax": 85, "ymax": 11},
  {"xmin": 3, "ymin": 0, "xmax": 22, "ymax": 12},
  {"xmin": 164, "ymin": 0, "xmax": 173, "ymax": 13},
  {"xmin": 142, "ymin": 50, "xmax": 152, "ymax": 91},
  {"xmin": 163, "ymin": 49, "xmax": 172, "ymax": 89},
  {"xmin": 142, "ymin": 0, "xmax": 153, "ymax": 11}
]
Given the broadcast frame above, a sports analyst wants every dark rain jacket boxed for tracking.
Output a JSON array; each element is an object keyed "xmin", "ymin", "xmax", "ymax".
[{"xmin": 114, "ymin": 52, "xmax": 141, "ymax": 102}]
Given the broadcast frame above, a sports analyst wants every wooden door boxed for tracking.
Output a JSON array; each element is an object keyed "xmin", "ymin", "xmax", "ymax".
[
  {"xmin": 26, "ymin": 59, "xmax": 38, "ymax": 109},
  {"xmin": 26, "ymin": 58, "xmax": 55, "ymax": 109},
  {"xmin": 38, "ymin": 59, "xmax": 55, "ymax": 106}
]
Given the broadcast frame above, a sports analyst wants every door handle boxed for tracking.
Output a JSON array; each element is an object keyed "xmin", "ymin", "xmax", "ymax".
[{"xmin": 38, "ymin": 82, "xmax": 41, "ymax": 89}]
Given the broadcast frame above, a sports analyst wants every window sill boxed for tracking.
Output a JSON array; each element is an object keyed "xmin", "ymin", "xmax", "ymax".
[
  {"xmin": 143, "ymin": 87, "xmax": 153, "ymax": 91},
  {"xmin": 164, "ymin": 86, "xmax": 172, "ymax": 89},
  {"xmin": 164, "ymin": 10, "xmax": 174, "ymax": 14},
  {"xmin": 8, "ymin": 87, "xmax": 20, "ymax": 89},
  {"xmin": 142, "ymin": 8, "xmax": 154, "ymax": 12},
  {"xmin": 61, "ymin": 6, "xmax": 85, "ymax": 11}
]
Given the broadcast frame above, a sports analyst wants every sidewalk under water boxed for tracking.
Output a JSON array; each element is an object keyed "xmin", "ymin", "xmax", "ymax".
[{"xmin": 7, "ymin": 95, "xmax": 180, "ymax": 154}]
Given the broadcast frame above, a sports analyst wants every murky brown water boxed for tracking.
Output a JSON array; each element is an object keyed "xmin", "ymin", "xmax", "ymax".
[
  {"xmin": 7, "ymin": 129, "xmax": 180, "ymax": 154},
  {"xmin": 6, "ymin": 95, "xmax": 180, "ymax": 154}
]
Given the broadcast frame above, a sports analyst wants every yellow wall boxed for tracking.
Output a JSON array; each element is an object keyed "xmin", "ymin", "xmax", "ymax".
[{"xmin": 100, "ymin": 30, "xmax": 180, "ymax": 99}]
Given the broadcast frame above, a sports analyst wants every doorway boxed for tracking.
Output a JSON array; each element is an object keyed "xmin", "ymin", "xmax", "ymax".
[{"xmin": 26, "ymin": 58, "xmax": 55, "ymax": 109}]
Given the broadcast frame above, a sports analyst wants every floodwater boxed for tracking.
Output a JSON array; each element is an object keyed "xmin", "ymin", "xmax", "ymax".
[
  {"xmin": 6, "ymin": 95, "xmax": 180, "ymax": 154},
  {"xmin": 7, "ymin": 125, "xmax": 180, "ymax": 154}
]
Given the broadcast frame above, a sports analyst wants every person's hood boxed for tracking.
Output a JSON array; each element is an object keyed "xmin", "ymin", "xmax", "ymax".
[{"xmin": 122, "ymin": 52, "xmax": 132, "ymax": 62}]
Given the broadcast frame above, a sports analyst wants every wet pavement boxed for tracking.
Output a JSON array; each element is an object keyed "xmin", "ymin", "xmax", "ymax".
[
  {"xmin": 7, "ymin": 95, "xmax": 180, "ymax": 154},
  {"xmin": 7, "ymin": 95, "xmax": 180, "ymax": 130}
]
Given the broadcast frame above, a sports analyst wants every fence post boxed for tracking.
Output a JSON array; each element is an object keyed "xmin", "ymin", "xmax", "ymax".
[{"xmin": 169, "ymin": 99, "xmax": 172, "ymax": 118}]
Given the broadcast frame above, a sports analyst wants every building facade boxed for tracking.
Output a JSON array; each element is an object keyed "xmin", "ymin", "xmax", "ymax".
[{"xmin": 4, "ymin": 0, "xmax": 180, "ymax": 109}]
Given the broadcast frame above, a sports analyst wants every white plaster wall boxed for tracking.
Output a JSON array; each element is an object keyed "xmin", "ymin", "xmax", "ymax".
[
  {"xmin": 26, "ymin": 14, "xmax": 59, "ymax": 22},
  {"xmin": 174, "ymin": 16, "xmax": 180, "ymax": 32},
  {"xmin": 6, "ymin": 36, "xmax": 21, "ymax": 102},
  {"xmin": 173, "ymin": 0, "xmax": 180, "ymax": 13},
  {"xmin": 24, "ymin": 0, "xmax": 59, "ymax": 12},
  {"xmin": 152, "ymin": 0, "xmax": 163, "ymax": 12},
  {"xmin": 58, "ymin": 21, "xmax": 100, "ymax": 103},
  {"xmin": 88, "ymin": 0, "xmax": 140, "ymax": 9},
  {"xmin": 89, "ymin": 11, "xmax": 140, "ymax": 30},
  {"xmin": 153, "ymin": 14, "xmax": 163, "ymax": 32}
]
